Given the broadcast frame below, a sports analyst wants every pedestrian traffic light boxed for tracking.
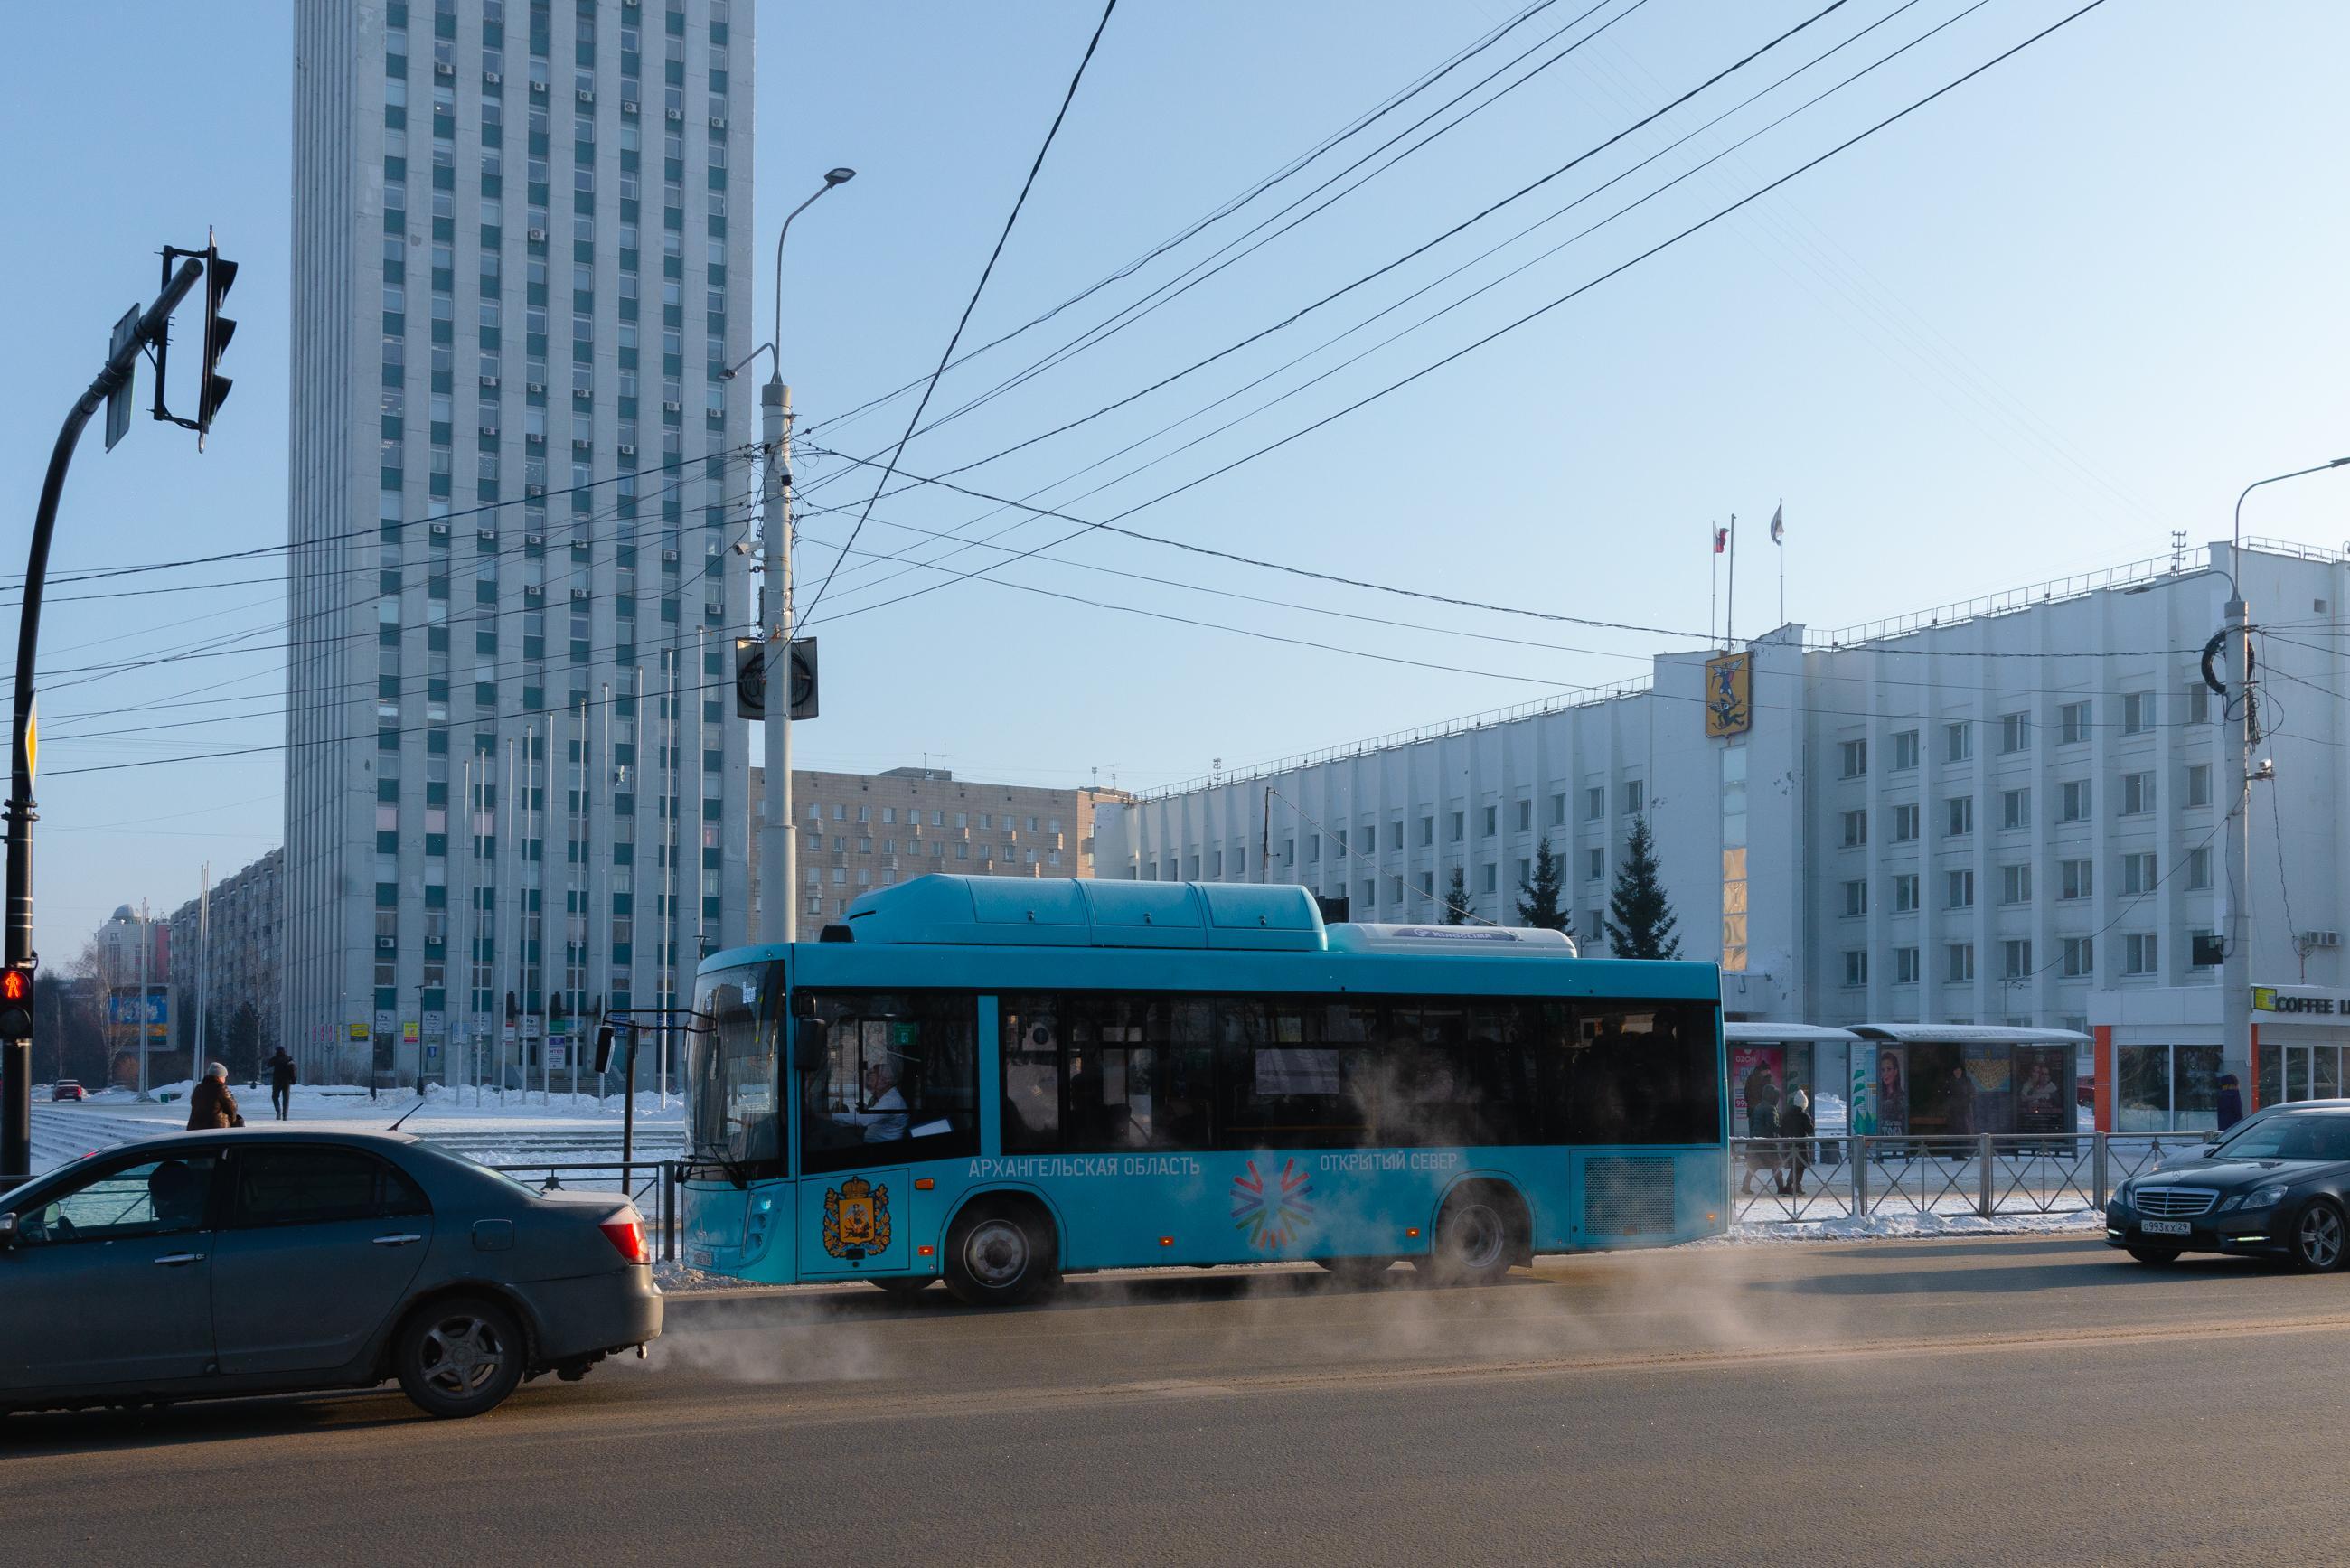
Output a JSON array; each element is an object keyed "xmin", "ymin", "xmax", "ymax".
[
  {"xmin": 0, "ymin": 969, "xmax": 33, "ymax": 1041},
  {"xmin": 197, "ymin": 242, "xmax": 238, "ymax": 440}
]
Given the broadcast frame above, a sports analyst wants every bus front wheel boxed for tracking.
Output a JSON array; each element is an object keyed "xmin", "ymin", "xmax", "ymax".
[
  {"xmin": 944, "ymin": 1199, "xmax": 1058, "ymax": 1308},
  {"xmin": 1415, "ymin": 1188, "xmax": 1521, "ymax": 1286}
]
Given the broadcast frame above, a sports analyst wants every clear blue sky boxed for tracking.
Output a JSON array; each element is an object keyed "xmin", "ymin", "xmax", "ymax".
[{"xmin": 3, "ymin": 1, "xmax": 2345, "ymax": 958}]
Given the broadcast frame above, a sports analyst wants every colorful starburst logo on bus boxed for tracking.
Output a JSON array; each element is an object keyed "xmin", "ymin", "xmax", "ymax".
[{"xmin": 1230, "ymin": 1159, "xmax": 1315, "ymax": 1252}]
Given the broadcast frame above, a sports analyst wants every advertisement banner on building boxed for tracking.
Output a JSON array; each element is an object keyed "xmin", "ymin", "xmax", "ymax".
[{"xmin": 547, "ymin": 1038, "xmax": 569, "ymax": 1071}]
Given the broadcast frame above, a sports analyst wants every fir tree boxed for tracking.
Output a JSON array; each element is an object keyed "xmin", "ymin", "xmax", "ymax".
[
  {"xmin": 1442, "ymin": 866, "xmax": 1471, "ymax": 925},
  {"xmin": 1513, "ymin": 837, "xmax": 1570, "ymax": 933},
  {"xmin": 1604, "ymin": 814, "xmax": 1681, "ymax": 959}
]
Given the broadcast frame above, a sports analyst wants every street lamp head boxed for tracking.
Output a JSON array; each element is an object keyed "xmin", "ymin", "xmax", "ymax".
[{"xmin": 824, "ymin": 167, "xmax": 857, "ymax": 187}]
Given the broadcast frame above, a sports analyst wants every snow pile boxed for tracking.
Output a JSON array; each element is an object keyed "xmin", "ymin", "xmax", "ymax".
[{"xmin": 1706, "ymin": 1207, "xmax": 2102, "ymax": 1245}]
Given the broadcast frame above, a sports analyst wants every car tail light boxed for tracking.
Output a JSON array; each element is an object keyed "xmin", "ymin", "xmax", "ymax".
[{"xmin": 600, "ymin": 1214, "xmax": 648, "ymax": 1265}]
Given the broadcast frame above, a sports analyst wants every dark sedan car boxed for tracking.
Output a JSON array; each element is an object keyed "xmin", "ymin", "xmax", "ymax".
[
  {"xmin": 2109, "ymin": 1108, "xmax": 2350, "ymax": 1272},
  {"xmin": 0, "ymin": 1129, "xmax": 661, "ymax": 1419}
]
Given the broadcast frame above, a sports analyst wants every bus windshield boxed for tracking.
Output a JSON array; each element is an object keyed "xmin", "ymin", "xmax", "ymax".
[{"xmin": 685, "ymin": 962, "xmax": 783, "ymax": 1176}]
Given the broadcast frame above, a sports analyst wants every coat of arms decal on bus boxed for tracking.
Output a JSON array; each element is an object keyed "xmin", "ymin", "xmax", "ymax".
[
  {"xmin": 823, "ymin": 1176, "xmax": 892, "ymax": 1261},
  {"xmin": 1230, "ymin": 1159, "xmax": 1315, "ymax": 1252}
]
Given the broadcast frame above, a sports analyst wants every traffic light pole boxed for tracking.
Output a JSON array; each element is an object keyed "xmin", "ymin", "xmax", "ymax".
[
  {"xmin": 760, "ymin": 378, "xmax": 795, "ymax": 946},
  {"xmin": 2, "ymin": 257, "xmax": 204, "ymax": 1180}
]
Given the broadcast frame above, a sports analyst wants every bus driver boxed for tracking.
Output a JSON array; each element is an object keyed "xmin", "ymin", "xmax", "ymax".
[{"xmin": 833, "ymin": 1058, "xmax": 910, "ymax": 1143}]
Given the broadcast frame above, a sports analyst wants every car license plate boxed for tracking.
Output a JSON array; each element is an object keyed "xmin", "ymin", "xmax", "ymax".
[
  {"xmin": 2142, "ymin": 1219, "xmax": 2192, "ymax": 1237},
  {"xmin": 686, "ymin": 1246, "xmax": 713, "ymax": 1268}
]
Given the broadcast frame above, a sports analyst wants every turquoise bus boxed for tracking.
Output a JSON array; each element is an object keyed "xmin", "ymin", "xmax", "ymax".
[{"xmin": 677, "ymin": 875, "xmax": 1726, "ymax": 1305}]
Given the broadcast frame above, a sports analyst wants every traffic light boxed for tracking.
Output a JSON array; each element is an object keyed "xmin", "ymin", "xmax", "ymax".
[
  {"xmin": 0, "ymin": 969, "xmax": 33, "ymax": 1041},
  {"xmin": 197, "ymin": 242, "xmax": 238, "ymax": 439}
]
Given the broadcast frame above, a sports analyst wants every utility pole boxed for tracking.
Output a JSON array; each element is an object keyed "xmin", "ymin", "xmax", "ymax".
[
  {"xmin": 760, "ymin": 380, "xmax": 795, "ymax": 944},
  {"xmin": 750, "ymin": 164, "xmax": 854, "ymax": 946},
  {"xmin": 136, "ymin": 903, "xmax": 150, "ymax": 1097},
  {"xmin": 4, "ymin": 252, "xmax": 213, "ymax": 1179},
  {"xmin": 2221, "ymin": 583, "xmax": 2253, "ymax": 1097},
  {"xmin": 194, "ymin": 864, "xmax": 211, "ymax": 1078},
  {"xmin": 2224, "ymin": 457, "xmax": 2350, "ymax": 1103}
]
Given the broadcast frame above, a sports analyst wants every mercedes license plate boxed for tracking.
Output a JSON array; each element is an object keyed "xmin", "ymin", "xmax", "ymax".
[{"xmin": 2141, "ymin": 1219, "xmax": 2192, "ymax": 1237}]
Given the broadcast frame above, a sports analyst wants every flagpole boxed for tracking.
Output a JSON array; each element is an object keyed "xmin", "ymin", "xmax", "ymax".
[
  {"xmin": 1725, "ymin": 513, "xmax": 1737, "ymax": 651},
  {"xmin": 1776, "ymin": 498, "xmax": 1786, "ymax": 628},
  {"xmin": 1709, "ymin": 523, "xmax": 1719, "ymax": 649}
]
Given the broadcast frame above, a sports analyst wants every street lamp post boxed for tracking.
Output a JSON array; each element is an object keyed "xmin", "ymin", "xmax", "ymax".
[
  {"xmin": 2222, "ymin": 455, "xmax": 2350, "ymax": 1103},
  {"xmin": 750, "ymin": 167, "xmax": 853, "ymax": 945}
]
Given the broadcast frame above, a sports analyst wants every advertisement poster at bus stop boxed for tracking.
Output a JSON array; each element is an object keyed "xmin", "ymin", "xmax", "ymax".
[
  {"xmin": 1872, "ymin": 1046, "xmax": 1910, "ymax": 1137},
  {"xmin": 1730, "ymin": 1045, "xmax": 1781, "ymax": 1131},
  {"xmin": 2013, "ymin": 1046, "xmax": 2070, "ymax": 1135}
]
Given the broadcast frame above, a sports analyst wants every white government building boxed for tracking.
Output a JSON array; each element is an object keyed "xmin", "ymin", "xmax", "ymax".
[
  {"xmin": 1096, "ymin": 540, "xmax": 2350, "ymax": 1133},
  {"xmin": 285, "ymin": 0, "xmax": 757, "ymax": 1084}
]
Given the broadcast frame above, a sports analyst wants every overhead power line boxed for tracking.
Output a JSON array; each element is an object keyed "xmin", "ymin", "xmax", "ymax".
[
  {"xmin": 796, "ymin": 2, "xmax": 2115, "ymax": 637},
  {"xmin": 797, "ymin": 0, "xmax": 1121, "ymax": 626},
  {"xmin": 805, "ymin": 0, "xmax": 1576, "ymax": 445},
  {"xmin": 801, "ymin": 0, "xmax": 1969, "ymax": 607}
]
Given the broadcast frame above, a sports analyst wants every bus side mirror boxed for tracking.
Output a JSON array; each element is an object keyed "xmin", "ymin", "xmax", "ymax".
[
  {"xmin": 794, "ymin": 1019, "xmax": 829, "ymax": 1074},
  {"xmin": 593, "ymin": 1023, "xmax": 616, "ymax": 1075}
]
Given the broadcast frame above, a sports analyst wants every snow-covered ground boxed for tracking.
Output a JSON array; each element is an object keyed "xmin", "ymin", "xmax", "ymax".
[
  {"xmin": 24, "ymin": 1081, "xmax": 684, "ymax": 1180},
  {"xmin": 1707, "ymin": 1208, "xmax": 2102, "ymax": 1245}
]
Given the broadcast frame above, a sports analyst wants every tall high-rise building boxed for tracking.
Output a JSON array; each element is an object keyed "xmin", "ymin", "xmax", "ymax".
[{"xmin": 287, "ymin": 0, "xmax": 757, "ymax": 1084}]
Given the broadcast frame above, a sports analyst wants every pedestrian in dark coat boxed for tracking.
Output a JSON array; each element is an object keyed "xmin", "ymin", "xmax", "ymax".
[
  {"xmin": 186, "ymin": 1061, "xmax": 243, "ymax": 1131},
  {"xmin": 1779, "ymin": 1087, "xmax": 1815, "ymax": 1195},
  {"xmin": 1742, "ymin": 1082, "xmax": 1780, "ymax": 1196},
  {"xmin": 2216, "ymin": 1074, "xmax": 2245, "ymax": 1132},
  {"xmin": 1946, "ymin": 1062, "xmax": 1977, "ymax": 1160},
  {"xmin": 268, "ymin": 1047, "xmax": 298, "ymax": 1122}
]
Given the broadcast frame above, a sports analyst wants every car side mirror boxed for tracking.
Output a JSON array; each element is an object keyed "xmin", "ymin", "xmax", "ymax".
[
  {"xmin": 794, "ymin": 1018, "xmax": 829, "ymax": 1073},
  {"xmin": 0, "ymin": 1213, "xmax": 16, "ymax": 1249}
]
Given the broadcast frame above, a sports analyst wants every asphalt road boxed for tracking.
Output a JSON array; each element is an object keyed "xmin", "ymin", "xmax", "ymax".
[{"xmin": 7, "ymin": 1235, "xmax": 2346, "ymax": 1566}]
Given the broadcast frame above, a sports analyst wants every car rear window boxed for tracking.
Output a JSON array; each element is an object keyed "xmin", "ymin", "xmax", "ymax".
[{"xmin": 227, "ymin": 1147, "xmax": 430, "ymax": 1227}]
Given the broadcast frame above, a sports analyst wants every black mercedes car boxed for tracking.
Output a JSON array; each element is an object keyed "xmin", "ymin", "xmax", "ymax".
[{"xmin": 2108, "ymin": 1107, "xmax": 2350, "ymax": 1271}]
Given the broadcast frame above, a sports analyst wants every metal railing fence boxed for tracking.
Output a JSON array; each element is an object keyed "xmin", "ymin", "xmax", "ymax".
[
  {"xmin": 1729, "ymin": 1132, "xmax": 2211, "ymax": 1226},
  {"xmin": 485, "ymin": 1158, "xmax": 684, "ymax": 1263}
]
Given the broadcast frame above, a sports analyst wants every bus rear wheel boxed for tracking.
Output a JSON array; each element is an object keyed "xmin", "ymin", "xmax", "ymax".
[
  {"xmin": 1415, "ymin": 1188, "xmax": 1520, "ymax": 1286},
  {"xmin": 944, "ymin": 1200, "xmax": 1058, "ymax": 1309}
]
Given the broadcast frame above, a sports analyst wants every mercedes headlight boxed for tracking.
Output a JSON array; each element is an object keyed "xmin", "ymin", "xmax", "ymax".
[{"xmin": 2242, "ymin": 1185, "xmax": 2290, "ymax": 1212}]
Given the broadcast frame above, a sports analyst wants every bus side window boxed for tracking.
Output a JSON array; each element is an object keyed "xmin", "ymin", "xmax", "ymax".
[{"xmin": 1000, "ymin": 1001, "xmax": 1062, "ymax": 1151}]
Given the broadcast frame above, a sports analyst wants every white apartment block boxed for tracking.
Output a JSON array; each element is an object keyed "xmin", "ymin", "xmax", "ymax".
[
  {"xmin": 1099, "ymin": 541, "xmax": 2350, "ymax": 1131},
  {"xmin": 287, "ymin": 0, "xmax": 756, "ymax": 1084}
]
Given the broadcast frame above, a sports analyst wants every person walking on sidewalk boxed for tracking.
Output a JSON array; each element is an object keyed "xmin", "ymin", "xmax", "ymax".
[
  {"xmin": 2216, "ymin": 1073, "xmax": 2245, "ymax": 1132},
  {"xmin": 1779, "ymin": 1087, "xmax": 1815, "ymax": 1195},
  {"xmin": 268, "ymin": 1047, "xmax": 298, "ymax": 1122},
  {"xmin": 1742, "ymin": 1079, "xmax": 1781, "ymax": 1196},
  {"xmin": 186, "ymin": 1061, "xmax": 244, "ymax": 1131}
]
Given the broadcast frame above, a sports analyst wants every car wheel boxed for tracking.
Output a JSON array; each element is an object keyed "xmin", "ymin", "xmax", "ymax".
[
  {"xmin": 2292, "ymin": 1199, "xmax": 2347, "ymax": 1273},
  {"xmin": 1316, "ymin": 1256, "xmax": 1396, "ymax": 1286},
  {"xmin": 2125, "ymin": 1244, "xmax": 2182, "ymax": 1265},
  {"xmin": 393, "ymin": 1296, "xmax": 529, "ymax": 1418},
  {"xmin": 871, "ymin": 1277, "xmax": 935, "ymax": 1302},
  {"xmin": 943, "ymin": 1201, "xmax": 1058, "ymax": 1309},
  {"xmin": 1414, "ymin": 1188, "xmax": 1519, "ymax": 1286}
]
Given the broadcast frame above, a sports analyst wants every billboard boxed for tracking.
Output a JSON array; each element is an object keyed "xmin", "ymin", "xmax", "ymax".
[{"xmin": 105, "ymin": 989, "xmax": 171, "ymax": 1040}]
